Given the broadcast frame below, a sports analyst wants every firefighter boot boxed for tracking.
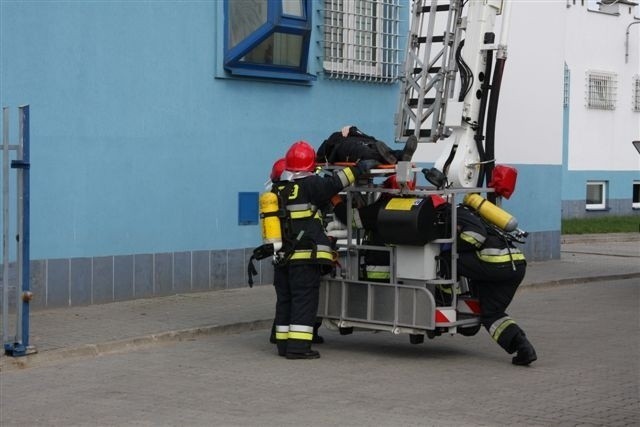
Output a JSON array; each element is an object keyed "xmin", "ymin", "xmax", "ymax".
[
  {"xmin": 312, "ymin": 320, "xmax": 324, "ymax": 344},
  {"xmin": 400, "ymin": 135, "xmax": 418, "ymax": 161},
  {"xmin": 286, "ymin": 349, "xmax": 320, "ymax": 360},
  {"xmin": 374, "ymin": 141, "xmax": 398, "ymax": 164},
  {"xmin": 277, "ymin": 341, "xmax": 287, "ymax": 357},
  {"xmin": 269, "ymin": 322, "xmax": 276, "ymax": 344},
  {"xmin": 286, "ymin": 339, "xmax": 320, "ymax": 359},
  {"xmin": 511, "ymin": 334, "xmax": 537, "ymax": 366}
]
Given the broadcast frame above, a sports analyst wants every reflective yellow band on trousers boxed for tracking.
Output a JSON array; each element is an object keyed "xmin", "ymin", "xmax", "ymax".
[
  {"xmin": 490, "ymin": 317, "xmax": 516, "ymax": 340},
  {"xmin": 288, "ymin": 324, "xmax": 314, "ymax": 341}
]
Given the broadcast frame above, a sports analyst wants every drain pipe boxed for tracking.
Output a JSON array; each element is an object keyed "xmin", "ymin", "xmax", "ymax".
[{"xmin": 627, "ymin": 21, "xmax": 640, "ymax": 64}]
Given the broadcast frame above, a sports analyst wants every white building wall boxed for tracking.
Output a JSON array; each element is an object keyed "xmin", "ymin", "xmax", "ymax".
[
  {"xmin": 565, "ymin": 2, "xmax": 640, "ymax": 171},
  {"xmin": 496, "ymin": 0, "xmax": 566, "ymax": 165},
  {"xmin": 413, "ymin": 0, "xmax": 566, "ymax": 166}
]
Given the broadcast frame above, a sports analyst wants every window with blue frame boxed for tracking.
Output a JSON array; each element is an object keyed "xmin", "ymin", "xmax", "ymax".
[{"xmin": 224, "ymin": 0, "xmax": 314, "ymax": 81}]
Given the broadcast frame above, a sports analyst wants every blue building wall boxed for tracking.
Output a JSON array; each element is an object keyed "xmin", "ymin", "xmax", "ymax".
[{"xmin": 1, "ymin": 1, "xmax": 564, "ymax": 309}]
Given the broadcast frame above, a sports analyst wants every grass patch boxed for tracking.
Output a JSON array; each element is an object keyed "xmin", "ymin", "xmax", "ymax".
[{"xmin": 561, "ymin": 215, "xmax": 640, "ymax": 234}]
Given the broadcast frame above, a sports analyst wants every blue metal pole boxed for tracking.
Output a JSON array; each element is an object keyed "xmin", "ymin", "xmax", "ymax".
[
  {"xmin": 20, "ymin": 105, "xmax": 31, "ymax": 349},
  {"xmin": 6, "ymin": 105, "xmax": 33, "ymax": 356}
]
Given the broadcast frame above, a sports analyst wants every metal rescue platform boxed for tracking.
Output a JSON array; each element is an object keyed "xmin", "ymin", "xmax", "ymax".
[{"xmin": 318, "ymin": 162, "xmax": 484, "ymax": 343}]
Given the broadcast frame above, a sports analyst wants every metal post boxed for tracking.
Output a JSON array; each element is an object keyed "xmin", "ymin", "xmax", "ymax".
[
  {"xmin": 2, "ymin": 107, "xmax": 9, "ymax": 347},
  {"xmin": 3, "ymin": 105, "xmax": 35, "ymax": 357}
]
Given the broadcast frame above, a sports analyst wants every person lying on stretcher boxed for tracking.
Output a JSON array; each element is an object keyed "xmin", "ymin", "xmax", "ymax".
[{"xmin": 316, "ymin": 125, "xmax": 418, "ymax": 165}]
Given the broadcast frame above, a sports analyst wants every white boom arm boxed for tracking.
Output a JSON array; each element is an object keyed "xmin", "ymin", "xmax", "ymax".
[{"xmin": 433, "ymin": 0, "xmax": 511, "ymax": 188}]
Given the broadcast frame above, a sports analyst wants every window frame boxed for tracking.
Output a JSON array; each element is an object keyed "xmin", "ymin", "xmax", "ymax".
[
  {"xmin": 321, "ymin": 0, "xmax": 402, "ymax": 83},
  {"xmin": 585, "ymin": 70, "xmax": 617, "ymax": 110},
  {"xmin": 223, "ymin": 0, "xmax": 315, "ymax": 82},
  {"xmin": 633, "ymin": 75, "xmax": 640, "ymax": 112},
  {"xmin": 586, "ymin": 180, "xmax": 608, "ymax": 211},
  {"xmin": 633, "ymin": 181, "xmax": 640, "ymax": 209}
]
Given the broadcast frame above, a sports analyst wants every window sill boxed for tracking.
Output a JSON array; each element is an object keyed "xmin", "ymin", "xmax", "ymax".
[{"xmin": 224, "ymin": 66, "xmax": 316, "ymax": 83}]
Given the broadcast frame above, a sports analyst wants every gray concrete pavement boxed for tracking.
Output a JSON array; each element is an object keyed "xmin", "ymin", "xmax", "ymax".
[
  {"xmin": 1, "ymin": 278, "xmax": 638, "ymax": 426},
  {"xmin": 0, "ymin": 233, "xmax": 638, "ymax": 371}
]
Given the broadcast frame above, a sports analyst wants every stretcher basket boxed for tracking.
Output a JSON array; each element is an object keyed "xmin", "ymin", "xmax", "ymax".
[{"xmin": 318, "ymin": 171, "xmax": 484, "ymax": 341}]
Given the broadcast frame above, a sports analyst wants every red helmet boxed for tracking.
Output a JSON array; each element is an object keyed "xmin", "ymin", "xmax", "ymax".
[
  {"xmin": 383, "ymin": 174, "xmax": 416, "ymax": 190},
  {"xmin": 285, "ymin": 141, "xmax": 316, "ymax": 172},
  {"xmin": 270, "ymin": 157, "xmax": 286, "ymax": 182}
]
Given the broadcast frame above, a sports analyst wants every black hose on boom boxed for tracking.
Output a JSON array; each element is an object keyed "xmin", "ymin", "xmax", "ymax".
[
  {"xmin": 474, "ymin": 43, "xmax": 493, "ymax": 188},
  {"xmin": 484, "ymin": 56, "xmax": 506, "ymax": 204}
]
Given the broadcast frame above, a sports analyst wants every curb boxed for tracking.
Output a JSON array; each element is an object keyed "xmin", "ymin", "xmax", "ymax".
[
  {"xmin": 0, "ymin": 319, "xmax": 273, "ymax": 372},
  {"xmin": 521, "ymin": 272, "xmax": 640, "ymax": 290},
  {"xmin": 2, "ymin": 273, "xmax": 639, "ymax": 371}
]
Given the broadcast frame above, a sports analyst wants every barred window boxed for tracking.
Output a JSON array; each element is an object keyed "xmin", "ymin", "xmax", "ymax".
[
  {"xmin": 321, "ymin": 0, "xmax": 402, "ymax": 83},
  {"xmin": 585, "ymin": 70, "xmax": 617, "ymax": 110},
  {"xmin": 633, "ymin": 75, "xmax": 640, "ymax": 112}
]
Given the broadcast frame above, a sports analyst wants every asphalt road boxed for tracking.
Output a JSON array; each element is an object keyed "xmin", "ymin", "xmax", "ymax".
[{"xmin": 1, "ymin": 279, "xmax": 638, "ymax": 427}]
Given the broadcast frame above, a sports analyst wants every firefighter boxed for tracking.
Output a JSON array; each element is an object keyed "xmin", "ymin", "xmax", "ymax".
[
  {"xmin": 267, "ymin": 157, "xmax": 324, "ymax": 346},
  {"xmin": 317, "ymin": 125, "xmax": 418, "ymax": 165},
  {"xmin": 455, "ymin": 205, "xmax": 537, "ymax": 366},
  {"xmin": 272, "ymin": 140, "xmax": 375, "ymax": 359}
]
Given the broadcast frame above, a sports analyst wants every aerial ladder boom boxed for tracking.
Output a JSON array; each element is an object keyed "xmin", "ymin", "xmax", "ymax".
[{"xmin": 395, "ymin": 0, "xmax": 511, "ymax": 190}]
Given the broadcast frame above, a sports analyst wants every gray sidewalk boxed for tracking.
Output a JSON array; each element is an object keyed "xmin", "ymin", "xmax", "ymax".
[{"xmin": 1, "ymin": 233, "xmax": 638, "ymax": 370}]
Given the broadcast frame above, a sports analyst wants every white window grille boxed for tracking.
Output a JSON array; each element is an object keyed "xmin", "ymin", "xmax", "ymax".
[
  {"xmin": 585, "ymin": 70, "xmax": 617, "ymax": 110},
  {"xmin": 563, "ymin": 63, "xmax": 570, "ymax": 107},
  {"xmin": 321, "ymin": 0, "xmax": 402, "ymax": 83},
  {"xmin": 633, "ymin": 75, "xmax": 640, "ymax": 112},
  {"xmin": 586, "ymin": 181, "xmax": 607, "ymax": 210}
]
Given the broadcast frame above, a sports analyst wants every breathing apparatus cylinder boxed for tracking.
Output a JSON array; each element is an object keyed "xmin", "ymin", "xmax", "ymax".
[
  {"xmin": 463, "ymin": 193, "xmax": 518, "ymax": 232},
  {"xmin": 260, "ymin": 192, "xmax": 282, "ymax": 252}
]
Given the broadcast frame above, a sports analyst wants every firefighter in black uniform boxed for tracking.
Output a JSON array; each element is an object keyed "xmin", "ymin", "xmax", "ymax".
[
  {"xmin": 455, "ymin": 204, "xmax": 537, "ymax": 366},
  {"xmin": 273, "ymin": 140, "xmax": 374, "ymax": 359},
  {"xmin": 268, "ymin": 157, "xmax": 324, "ymax": 346}
]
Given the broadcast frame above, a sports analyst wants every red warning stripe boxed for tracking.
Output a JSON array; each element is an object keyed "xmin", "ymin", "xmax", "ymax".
[
  {"xmin": 435, "ymin": 310, "xmax": 451, "ymax": 323},
  {"xmin": 464, "ymin": 299, "xmax": 482, "ymax": 314}
]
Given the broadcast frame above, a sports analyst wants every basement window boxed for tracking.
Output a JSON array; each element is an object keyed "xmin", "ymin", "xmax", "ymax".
[
  {"xmin": 224, "ymin": 0, "xmax": 314, "ymax": 82},
  {"xmin": 586, "ymin": 181, "xmax": 607, "ymax": 210}
]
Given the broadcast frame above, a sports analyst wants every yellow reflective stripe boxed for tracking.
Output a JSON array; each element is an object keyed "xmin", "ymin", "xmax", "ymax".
[
  {"xmin": 366, "ymin": 271, "xmax": 390, "ymax": 279},
  {"xmin": 290, "ymin": 324, "xmax": 313, "ymax": 333},
  {"xmin": 437, "ymin": 285, "xmax": 460, "ymax": 295},
  {"xmin": 490, "ymin": 317, "xmax": 516, "ymax": 340},
  {"xmin": 337, "ymin": 168, "xmax": 356, "ymax": 187},
  {"xmin": 288, "ymin": 324, "xmax": 313, "ymax": 341},
  {"xmin": 460, "ymin": 231, "xmax": 485, "ymax": 247},
  {"xmin": 290, "ymin": 250, "xmax": 335, "ymax": 261},
  {"xmin": 288, "ymin": 331, "xmax": 313, "ymax": 341},
  {"xmin": 289, "ymin": 210, "xmax": 314, "ymax": 219},
  {"xmin": 275, "ymin": 332, "xmax": 289, "ymax": 340},
  {"xmin": 477, "ymin": 252, "xmax": 526, "ymax": 263}
]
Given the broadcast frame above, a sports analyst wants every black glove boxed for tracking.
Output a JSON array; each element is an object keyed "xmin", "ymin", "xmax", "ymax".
[{"xmin": 356, "ymin": 159, "xmax": 379, "ymax": 174}]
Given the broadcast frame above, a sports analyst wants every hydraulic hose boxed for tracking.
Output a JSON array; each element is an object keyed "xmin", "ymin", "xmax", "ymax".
[
  {"xmin": 484, "ymin": 56, "xmax": 506, "ymax": 203},
  {"xmin": 474, "ymin": 45, "xmax": 493, "ymax": 188}
]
